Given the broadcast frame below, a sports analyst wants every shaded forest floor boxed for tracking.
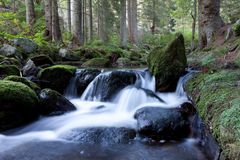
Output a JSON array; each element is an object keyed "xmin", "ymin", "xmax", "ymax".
[{"xmin": 186, "ymin": 38, "xmax": 240, "ymax": 160}]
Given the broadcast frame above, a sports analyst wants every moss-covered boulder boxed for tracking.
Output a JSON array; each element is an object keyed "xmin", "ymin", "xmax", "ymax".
[
  {"xmin": 38, "ymin": 65, "xmax": 77, "ymax": 94},
  {"xmin": 0, "ymin": 65, "xmax": 20, "ymax": 79},
  {"xmin": 39, "ymin": 89, "xmax": 76, "ymax": 116},
  {"xmin": 0, "ymin": 55, "xmax": 21, "ymax": 66},
  {"xmin": 30, "ymin": 54, "xmax": 54, "ymax": 67},
  {"xmin": 0, "ymin": 80, "xmax": 39, "ymax": 131},
  {"xmin": 4, "ymin": 75, "xmax": 40, "ymax": 93},
  {"xmin": 82, "ymin": 58, "xmax": 110, "ymax": 68},
  {"xmin": 148, "ymin": 33, "xmax": 187, "ymax": 91}
]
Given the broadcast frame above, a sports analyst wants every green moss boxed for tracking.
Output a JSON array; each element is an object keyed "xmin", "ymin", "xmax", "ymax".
[
  {"xmin": 233, "ymin": 23, "xmax": 240, "ymax": 36},
  {"xmin": 186, "ymin": 69, "xmax": 240, "ymax": 160},
  {"xmin": 37, "ymin": 65, "xmax": 77, "ymax": 93},
  {"xmin": 4, "ymin": 75, "xmax": 40, "ymax": 92},
  {"xmin": 0, "ymin": 80, "xmax": 38, "ymax": 106},
  {"xmin": 0, "ymin": 65, "xmax": 20, "ymax": 78},
  {"xmin": 148, "ymin": 33, "xmax": 187, "ymax": 91},
  {"xmin": 82, "ymin": 58, "xmax": 110, "ymax": 68}
]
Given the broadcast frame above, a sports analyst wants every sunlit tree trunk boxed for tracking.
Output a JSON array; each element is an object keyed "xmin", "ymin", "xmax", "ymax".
[
  {"xmin": 44, "ymin": 0, "xmax": 52, "ymax": 40},
  {"xmin": 67, "ymin": 0, "xmax": 71, "ymax": 32},
  {"xmin": 89, "ymin": 0, "xmax": 93, "ymax": 40},
  {"xmin": 72, "ymin": 0, "xmax": 83, "ymax": 45},
  {"xmin": 191, "ymin": 0, "xmax": 197, "ymax": 50},
  {"xmin": 25, "ymin": 0, "xmax": 35, "ymax": 32},
  {"xmin": 128, "ymin": 0, "xmax": 138, "ymax": 44}
]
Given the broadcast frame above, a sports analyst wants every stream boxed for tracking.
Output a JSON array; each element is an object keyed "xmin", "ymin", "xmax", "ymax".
[{"xmin": 0, "ymin": 69, "xmax": 220, "ymax": 160}]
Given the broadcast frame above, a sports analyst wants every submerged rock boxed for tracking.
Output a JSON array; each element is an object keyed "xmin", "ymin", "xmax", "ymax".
[
  {"xmin": 0, "ymin": 80, "xmax": 39, "ymax": 131},
  {"xmin": 39, "ymin": 89, "xmax": 76, "ymax": 116},
  {"xmin": 60, "ymin": 127, "xmax": 136, "ymax": 145},
  {"xmin": 147, "ymin": 33, "xmax": 187, "ymax": 92},
  {"xmin": 0, "ymin": 65, "xmax": 20, "ymax": 79},
  {"xmin": 38, "ymin": 65, "xmax": 77, "ymax": 94},
  {"xmin": 134, "ymin": 102, "xmax": 195, "ymax": 140},
  {"xmin": 11, "ymin": 38, "xmax": 37, "ymax": 54}
]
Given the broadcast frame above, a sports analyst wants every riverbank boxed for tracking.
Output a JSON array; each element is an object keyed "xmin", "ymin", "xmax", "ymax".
[{"xmin": 186, "ymin": 38, "xmax": 240, "ymax": 160}]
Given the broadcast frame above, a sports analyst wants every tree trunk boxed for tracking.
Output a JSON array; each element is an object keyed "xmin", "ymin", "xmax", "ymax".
[
  {"xmin": 72, "ymin": 0, "xmax": 83, "ymax": 45},
  {"xmin": 67, "ymin": 0, "xmax": 71, "ymax": 32},
  {"xmin": 120, "ymin": 0, "xmax": 127, "ymax": 47},
  {"xmin": 191, "ymin": 0, "xmax": 197, "ymax": 50},
  {"xmin": 89, "ymin": 0, "xmax": 93, "ymax": 40},
  {"xmin": 51, "ymin": 0, "xmax": 62, "ymax": 42},
  {"xmin": 25, "ymin": 0, "xmax": 35, "ymax": 32},
  {"xmin": 44, "ymin": 0, "xmax": 52, "ymax": 40},
  {"xmin": 99, "ymin": 0, "xmax": 109, "ymax": 43},
  {"xmin": 128, "ymin": 0, "xmax": 138, "ymax": 44},
  {"xmin": 198, "ymin": 0, "xmax": 224, "ymax": 49},
  {"xmin": 151, "ymin": 0, "xmax": 156, "ymax": 35}
]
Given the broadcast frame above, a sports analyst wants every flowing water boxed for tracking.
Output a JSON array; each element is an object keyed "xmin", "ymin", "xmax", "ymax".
[{"xmin": 0, "ymin": 69, "xmax": 219, "ymax": 160}]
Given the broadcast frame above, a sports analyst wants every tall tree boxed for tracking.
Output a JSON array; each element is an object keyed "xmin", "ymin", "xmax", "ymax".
[
  {"xmin": 89, "ymin": 0, "xmax": 93, "ymax": 40},
  {"xmin": 44, "ymin": 0, "xmax": 52, "ymax": 40},
  {"xmin": 198, "ymin": 0, "xmax": 224, "ymax": 49},
  {"xmin": 25, "ymin": 0, "xmax": 35, "ymax": 32},
  {"xmin": 51, "ymin": 0, "xmax": 62, "ymax": 42},
  {"xmin": 120, "ymin": 0, "xmax": 127, "ymax": 47},
  {"xmin": 128, "ymin": 0, "xmax": 138, "ymax": 44},
  {"xmin": 191, "ymin": 0, "xmax": 197, "ymax": 50},
  {"xmin": 72, "ymin": 0, "xmax": 83, "ymax": 45},
  {"xmin": 67, "ymin": 0, "xmax": 71, "ymax": 32}
]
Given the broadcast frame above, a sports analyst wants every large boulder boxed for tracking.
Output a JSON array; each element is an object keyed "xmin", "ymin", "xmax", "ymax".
[
  {"xmin": 82, "ymin": 71, "xmax": 137, "ymax": 101},
  {"xmin": 0, "ymin": 80, "xmax": 39, "ymax": 131},
  {"xmin": 22, "ymin": 59, "xmax": 39, "ymax": 77},
  {"xmin": 60, "ymin": 127, "xmax": 136, "ymax": 145},
  {"xmin": 82, "ymin": 58, "xmax": 110, "ymax": 68},
  {"xmin": 4, "ymin": 75, "xmax": 40, "ymax": 93},
  {"xmin": 65, "ymin": 69, "xmax": 101, "ymax": 97},
  {"xmin": 39, "ymin": 89, "xmax": 76, "ymax": 116},
  {"xmin": 38, "ymin": 65, "xmax": 77, "ymax": 94},
  {"xmin": 0, "ymin": 65, "xmax": 20, "ymax": 79},
  {"xmin": 11, "ymin": 38, "xmax": 37, "ymax": 54},
  {"xmin": 147, "ymin": 33, "xmax": 187, "ymax": 92},
  {"xmin": 134, "ymin": 102, "xmax": 196, "ymax": 140},
  {"xmin": 30, "ymin": 54, "xmax": 54, "ymax": 67}
]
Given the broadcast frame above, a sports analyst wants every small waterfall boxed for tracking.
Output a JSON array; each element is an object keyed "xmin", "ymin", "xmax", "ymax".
[{"xmin": 0, "ymin": 69, "xmax": 197, "ymax": 154}]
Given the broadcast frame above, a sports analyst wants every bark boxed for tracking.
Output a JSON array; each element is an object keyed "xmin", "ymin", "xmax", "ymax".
[
  {"xmin": 120, "ymin": 0, "xmax": 128, "ymax": 47},
  {"xmin": 128, "ymin": 0, "xmax": 138, "ymax": 44},
  {"xmin": 89, "ymin": 0, "xmax": 93, "ymax": 40},
  {"xmin": 98, "ymin": 0, "xmax": 109, "ymax": 42},
  {"xmin": 72, "ymin": 0, "xmax": 83, "ymax": 45},
  {"xmin": 191, "ymin": 0, "xmax": 197, "ymax": 50},
  {"xmin": 198, "ymin": 0, "xmax": 224, "ymax": 49},
  {"xmin": 44, "ymin": 0, "xmax": 52, "ymax": 40},
  {"xmin": 51, "ymin": 0, "xmax": 62, "ymax": 42},
  {"xmin": 67, "ymin": 0, "xmax": 71, "ymax": 32},
  {"xmin": 151, "ymin": 0, "xmax": 156, "ymax": 35},
  {"xmin": 25, "ymin": 0, "xmax": 35, "ymax": 31}
]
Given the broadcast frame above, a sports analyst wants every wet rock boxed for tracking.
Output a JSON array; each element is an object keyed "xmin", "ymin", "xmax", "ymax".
[
  {"xmin": 39, "ymin": 89, "xmax": 76, "ymax": 116},
  {"xmin": 0, "ymin": 65, "xmax": 20, "ymax": 79},
  {"xmin": 83, "ymin": 71, "xmax": 137, "ymax": 101},
  {"xmin": 147, "ymin": 33, "xmax": 187, "ymax": 92},
  {"xmin": 37, "ymin": 65, "xmax": 77, "ymax": 94},
  {"xmin": 30, "ymin": 54, "xmax": 54, "ymax": 67},
  {"xmin": 11, "ymin": 38, "xmax": 37, "ymax": 54},
  {"xmin": 60, "ymin": 127, "xmax": 136, "ymax": 145},
  {"xmin": 68, "ymin": 69, "xmax": 101, "ymax": 96},
  {"xmin": 82, "ymin": 58, "xmax": 110, "ymax": 68},
  {"xmin": 134, "ymin": 102, "xmax": 195, "ymax": 140},
  {"xmin": 22, "ymin": 60, "xmax": 39, "ymax": 77},
  {"xmin": 0, "ymin": 80, "xmax": 39, "ymax": 131},
  {"xmin": 0, "ymin": 44, "xmax": 17, "ymax": 56}
]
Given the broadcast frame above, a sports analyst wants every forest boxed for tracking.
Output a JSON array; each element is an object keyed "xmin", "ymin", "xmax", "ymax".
[{"xmin": 0, "ymin": 0, "xmax": 239, "ymax": 160}]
